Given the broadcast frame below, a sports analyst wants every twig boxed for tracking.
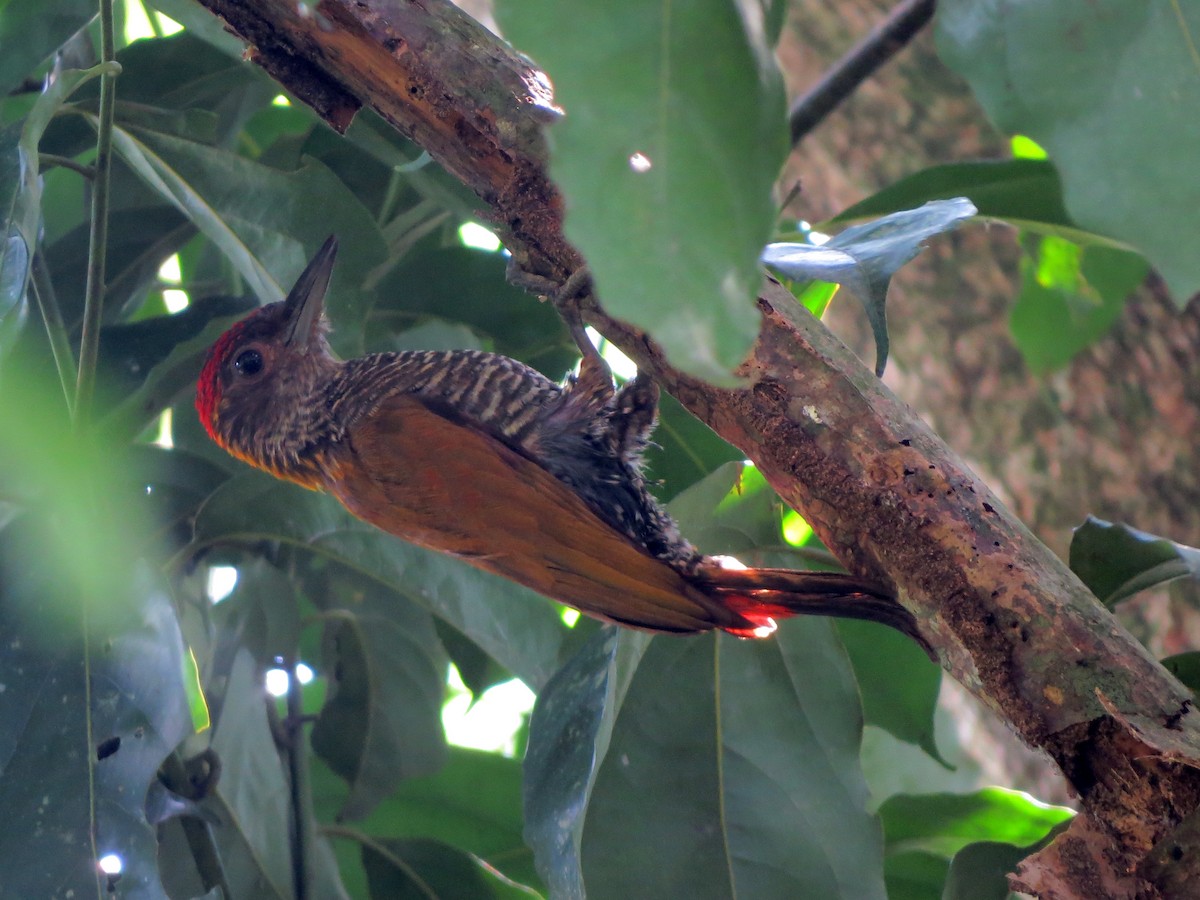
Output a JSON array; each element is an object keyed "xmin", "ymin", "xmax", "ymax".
[
  {"xmin": 38, "ymin": 153, "xmax": 96, "ymax": 179},
  {"xmin": 30, "ymin": 251, "xmax": 77, "ymax": 413},
  {"xmin": 74, "ymin": 0, "xmax": 120, "ymax": 428},
  {"xmin": 788, "ymin": 0, "xmax": 936, "ymax": 146},
  {"xmin": 286, "ymin": 659, "xmax": 311, "ymax": 900}
]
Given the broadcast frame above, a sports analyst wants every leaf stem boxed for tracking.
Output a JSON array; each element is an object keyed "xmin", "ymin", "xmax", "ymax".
[
  {"xmin": 38, "ymin": 153, "xmax": 96, "ymax": 178},
  {"xmin": 286, "ymin": 658, "xmax": 312, "ymax": 900},
  {"xmin": 788, "ymin": 0, "xmax": 936, "ymax": 146},
  {"xmin": 75, "ymin": 0, "xmax": 120, "ymax": 428},
  {"xmin": 30, "ymin": 251, "xmax": 77, "ymax": 413}
]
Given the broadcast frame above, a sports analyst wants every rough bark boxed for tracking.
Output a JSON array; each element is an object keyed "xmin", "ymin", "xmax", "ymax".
[{"xmin": 190, "ymin": 0, "xmax": 1200, "ymax": 894}]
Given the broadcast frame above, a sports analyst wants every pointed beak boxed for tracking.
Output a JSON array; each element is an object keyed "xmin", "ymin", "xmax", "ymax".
[{"xmin": 283, "ymin": 235, "xmax": 338, "ymax": 349}]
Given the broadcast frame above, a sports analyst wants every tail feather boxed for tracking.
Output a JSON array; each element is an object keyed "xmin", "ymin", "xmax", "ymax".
[{"xmin": 692, "ymin": 563, "xmax": 932, "ymax": 656}]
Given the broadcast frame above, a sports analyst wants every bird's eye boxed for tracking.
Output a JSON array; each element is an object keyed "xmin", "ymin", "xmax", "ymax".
[{"xmin": 233, "ymin": 348, "xmax": 264, "ymax": 377}]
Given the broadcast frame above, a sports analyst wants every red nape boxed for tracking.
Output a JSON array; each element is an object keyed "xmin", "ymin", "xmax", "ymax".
[{"xmin": 194, "ymin": 320, "xmax": 249, "ymax": 441}]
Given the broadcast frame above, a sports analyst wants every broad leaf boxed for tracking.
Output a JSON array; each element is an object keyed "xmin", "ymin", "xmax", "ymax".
[
  {"xmin": 522, "ymin": 628, "xmax": 647, "ymax": 900},
  {"xmin": 188, "ymin": 470, "xmax": 568, "ymax": 690},
  {"xmin": 311, "ymin": 747, "xmax": 540, "ymax": 892},
  {"xmin": 0, "ymin": 0, "xmax": 95, "ymax": 96},
  {"xmin": 762, "ymin": 198, "xmax": 977, "ymax": 375},
  {"xmin": 310, "ymin": 591, "xmax": 448, "ymax": 821},
  {"xmin": 361, "ymin": 836, "xmax": 540, "ymax": 899},
  {"xmin": 580, "ymin": 625, "xmax": 886, "ymax": 899},
  {"xmin": 0, "ymin": 540, "xmax": 192, "ymax": 899},
  {"xmin": 832, "ymin": 159, "xmax": 1133, "ymax": 250},
  {"xmin": 201, "ymin": 649, "xmax": 349, "ymax": 899},
  {"xmin": 1069, "ymin": 517, "xmax": 1200, "ymax": 607},
  {"xmin": 937, "ymin": 0, "xmax": 1200, "ymax": 302},
  {"xmin": 942, "ymin": 840, "xmax": 1032, "ymax": 900},
  {"xmin": 105, "ymin": 124, "xmax": 386, "ymax": 351},
  {"xmin": 1010, "ymin": 237, "xmax": 1148, "ymax": 373},
  {"xmin": 879, "ymin": 788, "xmax": 1073, "ymax": 859},
  {"xmin": 499, "ymin": 0, "xmax": 789, "ymax": 383}
]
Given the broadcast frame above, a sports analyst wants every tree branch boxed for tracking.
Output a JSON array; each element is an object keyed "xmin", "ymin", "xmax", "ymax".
[
  {"xmin": 787, "ymin": 0, "xmax": 938, "ymax": 146},
  {"xmin": 190, "ymin": 1, "xmax": 1200, "ymax": 894}
]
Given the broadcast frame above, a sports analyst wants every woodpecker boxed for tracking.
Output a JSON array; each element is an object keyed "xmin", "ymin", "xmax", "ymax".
[{"xmin": 195, "ymin": 237, "xmax": 924, "ymax": 644}]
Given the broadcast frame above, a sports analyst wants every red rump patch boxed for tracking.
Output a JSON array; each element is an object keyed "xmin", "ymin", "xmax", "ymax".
[
  {"xmin": 195, "ymin": 320, "xmax": 250, "ymax": 442},
  {"xmin": 721, "ymin": 593, "xmax": 784, "ymax": 638}
]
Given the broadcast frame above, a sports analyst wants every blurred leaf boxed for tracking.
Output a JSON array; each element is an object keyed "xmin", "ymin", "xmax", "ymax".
[
  {"xmin": 522, "ymin": 628, "xmax": 646, "ymax": 900},
  {"xmin": 1163, "ymin": 653, "xmax": 1200, "ymax": 700},
  {"xmin": 45, "ymin": 205, "xmax": 195, "ymax": 327},
  {"xmin": 312, "ymin": 747, "xmax": 540, "ymax": 891},
  {"xmin": 642, "ymin": 391, "xmax": 742, "ymax": 501},
  {"xmin": 0, "ymin": 548, "xmax": 192, "ymax": 898},
  {"xmin": 880, "ymin": 788, "xmax": 1073, "ymax": 859},
  {"xmin": 98, "ymin": 293, "xmax": 255, "ymax": 440},
  {"xmin": 143, "ymin": 0, "xmax": 248, "ymax": 56},
  {"xmin": 188, "ymin": 470, "xmax": 568, "ymax": 690},
  {"xmin": 310, "ymin": 597, "xmax": 448, "ymax": 821},
  {"xmin": 832, "ymin": 159, "xmax": 1137, "ymax": 250},
  {"xmin": 362, "ymin": 836, "xmax": 540, "ymax": 899},
  {"xmin": 1069, "ymin": 517, "xmax": 1200, "ymax": 607},
  {"xmin": 0, "ymin": 0, "xmax": 95, "ymax": 96},
  {"xmin": 374, "ymin": 245, "xmax": 574, "ymax": 372},
  {"xmin": 884, "ymin": 850, "xmax": 950, "ymax": 900},
  {"xmin": 763, "ymin": 198, "xmax": 977, "ymax": 376},
  {"xmin": 942, "ymin": 840, "xmax": 1030, "ymax": 900},
  {"xmin": 499, "ymin": 0, "xmax": 788, "ymax": 383},
  {"xmin": 668, "ymin": 461, "xmax": 783, "ymax": 554},
  {"xmin": 1010, "ymin": 237, "xmax": 1148, "ymax": 373},
  {"xmin": 839, "ymin": 618, "xmax": 945, "ymax": 765},
  {"xmin": 579, "ymin": 624, "xmax": 886, "ymax": 899},
  {"xmin": 3, "ymin": 64, "xmax": 111, "ymax": 358},
  {"xmin": 105, "ymin": 124, "xmax": 386, "ymax": 349},
  {"xmin": 936, "ymin": 0, "xmax": 1200, "ymax": 302},
  {"xmin": 202, "ymin": 649, "xmax": 349, "ymax": 898}
]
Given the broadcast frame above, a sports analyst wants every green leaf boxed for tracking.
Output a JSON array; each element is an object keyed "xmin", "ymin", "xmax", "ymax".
[
  {"xmin": 3, "ymin": 64, "xmax": 110, "ymax": 358},
  {"xmin": 310, "ymin": 597, "xmax": 448, "ymax": 821},
  {"xmin": 642, "ymin": 391, "xmax": 742, "ymax": 501},
  {"xmin": 0, "ymin": 543, "xmax": 192, "ymax": 898},
  {"xmin": 1162, "ymin": 653, "xmax": 1200, "ymax": 700},
  {"xmin": 884, "ymin": 850, "xmax": 950, "ymax": 900},
  {"xmin": 1009, "ymin": 237, "xmax": 1148, "ymax": 373},
  {"xmin": 879, "ymin": 788, "xmax": 1073, "ymax": 859},
  {"xmin": 1069, "ymin": 517, "xmax": 1200, "ymax": 607},
  {"xmin": 498, "ymin": 0, "xmax": 789, "ymax": 383},
  {"xmin": 97, "ymin": 294, "xmax": 256, "ymax": 440},
  {"xmin": 202, "ymin": 648, "xmax": 350, "ymax": 898},
  {"xmin": 579, "ymin": 626, "xmax": 887, "ymax": 899},
  {"xmin": 313, "ymin": 747, "xmax": 540, "ymax": 891},
  {"xmin": 831, "ymin": 159, "xmax": 1135, "ymax": 250},
  {"xmin": 942, "ymin": 840, "xmax": 1030, "ymax": 900},
  {"xmin": 762, "ymin": 198, "xmax": 977, "ymax": 375},
  {"xmin": 105, "ymin": 125, "xmax": 386, "ymax": 349},
  {"xmin": 839, "ymin": 618, "xmax": 945, "ymax": 765},
  {"xmin": 188, "ymin": 469, "xmax": 568, "ymax": 690},
  {"xmin": 936, "ymin": 0, "xmax": 1200, "ymax": 302},
  {"xmin": 523, "ymin": 628, "xmax": 646, "ymax": 900},
  {"xmin": 362, "ymin": 836, "xmax": 540, "ymax": 899},
  {"xmin": 0, "ymin": 0, "xmax": 95, "ymax": 96}
]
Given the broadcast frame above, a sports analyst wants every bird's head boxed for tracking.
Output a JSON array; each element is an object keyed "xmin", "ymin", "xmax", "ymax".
[{"xmin": 195, "ymin": 236, "xmax": 342, "ymax": 478}]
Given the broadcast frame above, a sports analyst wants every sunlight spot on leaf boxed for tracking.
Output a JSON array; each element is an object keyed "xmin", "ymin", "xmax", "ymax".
[
  {"xmin": 206, "ymin": 565, "xmax": 238, "ymax": 603},
  {"xmin": 782, "ymin": 510, "xmax": 813, "ymax": 547},
  {"xmin": 629, "ymin": 152, "xmax": 652, "ymax": 173},
  {"xmin": 560, "ymin": 607, "xmax": 580, "ymax": 627},
  {"xmin": 152, "ymin": 408, "xmax": 174, "ymax": 449},
  {"xmin": 98, "ymin": 853, "xmax": 123, "ymax": 875},
  {"xmin": 265, "ymin": 668, "xmax": 290, "ymax": 696},
  {"xmin": 443, "ymin": 666, "xmax": 535, "ymax": 757},
  {"xmin": 272, "ymin": 94, "xmax": 292, "ymax": 107},
  {"xmin": 458, "ymin": 222, "xmax": 503, "ymax": 252}
]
